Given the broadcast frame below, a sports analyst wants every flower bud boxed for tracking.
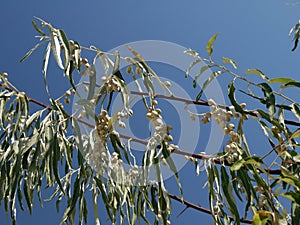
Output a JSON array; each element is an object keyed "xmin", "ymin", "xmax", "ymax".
[
  {"xmin": 164, "ymin": 81, "xmax": 171, "ymax": 87},
  {"xmin": 208, "ymin": 99, "xmax": 216, "ymax": 106},
  {"xmin": 126, "ymin": 66, "xmax": 132, "ymax": 74}
]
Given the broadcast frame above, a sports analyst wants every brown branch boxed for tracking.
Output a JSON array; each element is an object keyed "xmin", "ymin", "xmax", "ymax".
[
  {"xmin": 131, "ymin": 91, "xmax": 300, "ymax": 127},
  {"xmin": 1, "ymin": 83, "xmax": 52, "ymax": 111},
  {"xmin": 167, "ymin": 192, "xmax": 253, "ymax": 224},
  {"xmin": 0, "ymin": 83, "xmax": 282, "ymax": 175},
  {"xmin": 119, "ymin": 132, "xmax": 282, "ymax": 175},
  {"xmin": 1, "ymin": 79, "xmax": 286, "ymax": 223}
]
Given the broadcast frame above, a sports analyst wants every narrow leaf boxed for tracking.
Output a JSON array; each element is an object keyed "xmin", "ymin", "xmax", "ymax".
[
  {"xmin": 245, "ymin": 69, "xmax": 269, "ymax": 80},
  {"xmin": 221, "ymin": 166, "xmax": 240, "ymax": 224},
  {"xmin": 292, "ymin": 202, "xmax": 300, "ymax": 225},
  {"xmin": 222, "ymin": 57, "xmax": 237, "ymax": 69},
  {"xmin": 87, "ymin": 64, "xmax": 96, "ymax": 100},
  {"xmin": 258, "ymin": 83, "xmax": 276, "ymax": 118},
  {"xmin": 50, "ymin": 32, "xmax": 64, "ymax": 69},
  {"xmin": 185, "ymin": 59, "xmax": 202, "ymax": 78},
  {"xmin": 206, "ymin": 32, "xmax": 220, "ymax": 57},
  {"xmin": 193, "ymin": 65, "xmax": 211, "ymax": 88},
  {"xmin": 42, "ymin": 43, "xmax": 51, "ymax": 95},
  {"xmin": 291, "ymin": 103, "xmax": 300, "ymax": 121},
  {"xmin": 268, "ymin": 77, "xmax": 296, "ymax": 84},
  {"xmin": 162, "ymin": 142, "xmax": 182, "ymax": 196},
  {"xmin": 183, "ymin": 49, "xmax": 200, "ymax": 58},
  {"xmin": 282, "ymin": 81, "xmax": 300, "ymax": 90},
  {"xmin": 20, "ymin": 40, "xmax": 47, "ymax": 63},
  {"xmin": 252, "ymin": 211, "xmax": 271, "ymax": 225},
  {"xmin": 113, "ymin": 50, "xmax": 121, "ymax": 74},
  {"xmin": 281, "ymin": 192, "xmax": 300, "ymax": 206},
  {"xmin": 32, "ymin": 20, "xmax": 46, "ymax": 36},
  {"xmin": 228, "ymin": 80, "xmax": 245, "ymax": 115},
  {"xmin": 196, "ymin": 70, "xmax": 223, "ymax": 101},
  {"xmin": 58, "ymin": 29, "xmax": 70, "ymax": 70}
]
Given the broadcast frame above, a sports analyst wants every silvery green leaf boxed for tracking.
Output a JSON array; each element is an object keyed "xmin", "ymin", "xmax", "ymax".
[
  {"xmin": 58, "ymin": 29, "xmax": 70, "ymax": 70},
  {"xmin": 50, "ymin": 32, "xmax": 64, "ymax": 69},
  {"xmin": 20, "ymin": 39, "xmax": 48, "ymax": 63},
  {"xmin": 291, "ymin": 103, "xmax": 300, "ymax": 121},
  {"xmin": 185, "ymin": 59, "xmax": 202, "ymax": 78},
  {"xmin": 43, "ymin": 42, "xmax": 51, "ymax": 95},
  {"xmin": 184, "ymin": 48, "xmax": 200, "ymax": 58},
  {"xmin": 196, "ymin": 70, "xmax": 223, "ymax": 101}
]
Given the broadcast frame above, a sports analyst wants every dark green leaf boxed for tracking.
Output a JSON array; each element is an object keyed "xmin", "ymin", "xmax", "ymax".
[
  {"xmin": 31, "ymin": 20, "xmax": 46, "ymax": 36},
  {"xmin": 52, "ymin": 133, "xmax": 65, "ymax": 194},
  {"xmin": 256, "ymin": 110, "xmax": 274, "ymax": 125},
  {"xmin": 279, "ymin": 174, "xmax": 300, "ymax": 189},
  {"xmin": 17, "ymin": 182, "xmax": 24, "ymax": 211},
  {"xmin": 221, "ymin": 166, "xmax": 240, "ymax": 224},
  {"xmin": 196, "ymin": 70, "xmax": 223, "ymax": 101},
  {"xmin": 74, "ymin": 41, "xmax": 81, "ymax": 71},
  {"xmin": 110, "ymin": 132, "xmax": 130, "ymax": 163},
  {"xmin": 161, "ymin": 142, "xmax": 182, "ymax": 196},
  {"xmin": 281, "ymin": 192, "xmax": 300, "ymax": 206},
  {"xmin": 228, "ymin": 80, "xmax": 245, "ymax": 115},
  {"xmin": 193, "ymin": 65, "xmax": 211, "ymax": 88},
  {"xmin": 292, "ymin": 202, "xmax": 300, "ymax": 225},
  {"xmin": 23, "ymin": 179, "xmax": 33, "ymax": 215},
  {"xmin": 258, "ymin": 83, "xmax": 276, "ymax": 118},
  {"xmin": 282, "ymin": 81, "xmax": 300, "ymax": 90}
]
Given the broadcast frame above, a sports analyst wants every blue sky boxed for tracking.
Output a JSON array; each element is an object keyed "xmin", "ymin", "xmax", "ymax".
[{"xmin": 1, "ymin": 1, "xmax": 300, "ymax": 225}]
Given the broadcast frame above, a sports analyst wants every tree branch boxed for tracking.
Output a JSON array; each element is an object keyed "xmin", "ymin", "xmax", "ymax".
[
  {"xmin": 0, "ymin": 83, "xmax": 283, "ymax": 175},
  {"xmin": 130, "ymin": 91, "xmax": 300, "ymax": 127},
  {"xmin": 167, "ymin": 192, "xmax": 253, "ymax": 224}
]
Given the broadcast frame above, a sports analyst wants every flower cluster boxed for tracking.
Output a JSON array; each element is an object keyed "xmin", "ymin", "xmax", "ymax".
[
  {"xmin": 95, "ymin": 109, "xmax": 110, "ymax": 141},
  {"xmin": 86, "ymin": 129, "xmax": 125, "ymax": 182},
  {"xmin": 101, "ymin": 75, "xmax": 122, "ymax": 93},
  {"xmin": 116, "ymin": 109, "xmax": 133, "ymax": 129},
  {"xmin": 82, "ymin": 108, "xmax": 151, "ymax": 185},
  {"xmin": 206, "ymin": 99, "xmax": 245, "ymax": 163},
  {"xmin": 64, "ymin": 88, "xmax": 76, "ymax": 104},
  {"xmin": 146, "ymin": 108, "xmax": 172, "ymax": 148},
  {"xmin": 66, "ymin": 41, "xmax": 90, "ymax": 75}
]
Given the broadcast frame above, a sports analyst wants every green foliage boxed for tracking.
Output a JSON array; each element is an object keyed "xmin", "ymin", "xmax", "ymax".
[{"xmin": 1, "ymin": 18, "xmax": 300, "ymax": 225}]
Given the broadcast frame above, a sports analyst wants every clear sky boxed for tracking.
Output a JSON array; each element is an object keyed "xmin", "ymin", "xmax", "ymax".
[{"xmin": 1, "ymin": 1, "xmax": 300, "ymax": 225}]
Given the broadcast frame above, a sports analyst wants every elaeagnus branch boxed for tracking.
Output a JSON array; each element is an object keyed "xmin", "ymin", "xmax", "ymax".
[{"xmin": 0, "ymin": 81, "xmax": 283, "ymax": 175}]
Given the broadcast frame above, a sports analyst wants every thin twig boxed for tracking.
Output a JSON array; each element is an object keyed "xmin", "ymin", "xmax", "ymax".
[
  {"xmin": 167, "ymin": 192, "xmax": 253, "ymax": 224},
  {"xmin": 130, "ymin": 91, "xmax": 300, "ymax": 127}
]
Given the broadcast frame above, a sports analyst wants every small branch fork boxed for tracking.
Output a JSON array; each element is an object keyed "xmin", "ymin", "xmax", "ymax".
[{"xmin": 167, "ymin": 192, "xmax": 253, "ymax": 224}]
